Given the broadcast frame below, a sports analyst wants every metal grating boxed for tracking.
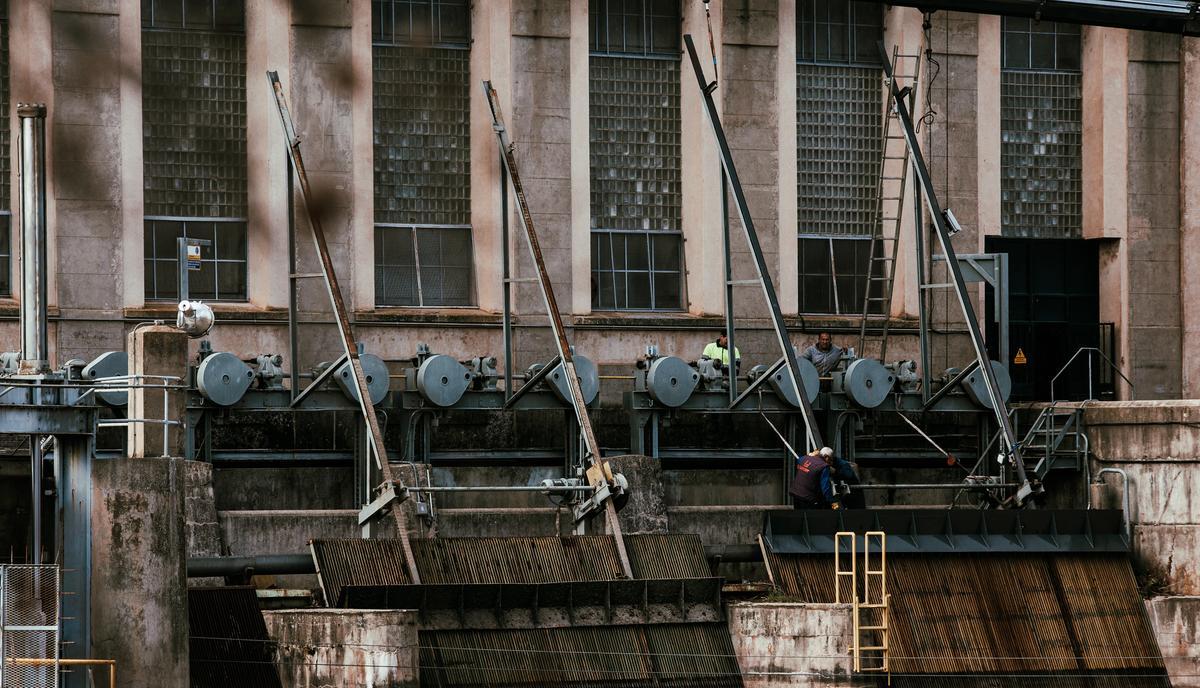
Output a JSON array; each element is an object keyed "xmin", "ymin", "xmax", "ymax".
[
  {"xmin": 762, "ymin": 551, "xmax": 1168, "ymax": 684},
  {"xmin": 187, "ymin": 586, "xmax": 282, "ymax": 688},
  {"xmin": 375, "ymin": 224, "xmax": 473, "ymax": 307},
  {"xmin": 373, "ymin": 46, "xmax": 470, "ymax": 226},
  {"xmin": 142, "ymin": 28, "xmax": 247, "ymax": 219},
  {"xmin": 624, "ymin": 533, "xmax": 711, "ymax": 579},
  {"xmin": 1000, "ymin": 70, "xmax": 1082, "ymax": 238},
  {"xmin": 797, "ymin": 64, "xmax": 883, "ymax": 237},
  {"xmin": 143, "ymin": 218, "xmax": 247, "ymax": 301},
  {"xmin": 0, "ymin": 565, "xmax": 59, "ymax": 688},
  {"xmin": 420, "ymin": 623, "xmax": 743, "ymax": 687}
]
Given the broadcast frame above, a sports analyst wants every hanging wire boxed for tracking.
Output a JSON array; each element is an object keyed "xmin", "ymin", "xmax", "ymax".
[
  {"xmin": 703, "ymin": 0, "xmax": 718, "ymax": 82},
  {"xmin": 915, "ymin": 12, "xmax": 940, "ymax": 133}
]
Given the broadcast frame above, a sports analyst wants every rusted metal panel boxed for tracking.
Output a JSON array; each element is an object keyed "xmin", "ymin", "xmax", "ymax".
[
  {"xmin": 763, "ymin": 550, "xmax": 1169, "ymax": 684},
  {"xmin": 625, "ymin": 533, "xmax": 712, "ymax": 580},
  {"xmin": 420, "ymin": 623, "xmax": 743, "ymax": 687},
  {"xmin": 188, "ymin": 587, "xmax": 282, "ymax": 688}
]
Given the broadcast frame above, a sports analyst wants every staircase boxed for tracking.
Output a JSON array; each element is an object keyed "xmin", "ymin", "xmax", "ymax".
[
  {"xmin": 858, "ymin": 45, "xmax": 923, "ymax": 361},
  {"xmin": 1020, "ymin": 405, "xmax": 1089, "ymax": 480}
]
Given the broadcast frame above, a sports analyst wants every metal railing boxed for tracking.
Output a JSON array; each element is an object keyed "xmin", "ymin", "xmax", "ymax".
[
  {"xmin": 1050, "ymin": 346, "xmax": 1133, "ymax": 402},
  {"xmin": 87, "ymin": 375, "xmax": 185, "ymax": 458}
]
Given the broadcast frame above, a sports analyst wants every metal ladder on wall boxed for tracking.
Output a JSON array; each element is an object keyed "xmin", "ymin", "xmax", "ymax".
[
  {"xmin": 835, "ymin": 531, "xmax": 891, "ymax": 681},
  {"xmin": 858, "ymin": 45, "xmax": 924, "ymax": 361}
]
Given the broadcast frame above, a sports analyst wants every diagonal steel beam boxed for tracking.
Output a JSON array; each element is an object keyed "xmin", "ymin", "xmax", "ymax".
[
  {"xmin": 267, "ymin": 72, "xmax": 420, "ymax": 583},
  {"xmin": 682, "ymin": 35, "xmax": 824, "ymax": 451},
  {"xmin": 483, "ymin": 81, "xmax": 633, "ymax": 579},
  {"xmin": 875, "ymin": 46, "xmax": 1038, "ymax": 504}
]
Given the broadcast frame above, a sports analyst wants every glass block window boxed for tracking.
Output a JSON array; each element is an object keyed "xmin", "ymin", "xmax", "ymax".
[
  {"xmin": 592, "ymin": 230, "xmax": 683, "ymax": 311},
  {"xmin": 589, "ymin": 1, "xmax": 683, "ymax": 311},
  {"xmin": 798, "ymin": 236, "xmax": 883, "ymax": 315},
  {"xmin": 375, "ymin": 225, "xmax": 473, "ymax": 307},
  {"xmin": 144, "ymin": 219, "xmax": 247, "ymax": 302},
  {"xmin": 1000, "ymin": 19, "xmax": 1082, "ymax": 239},
  {"xmin": 373, "ymin": 1, "xmax": 472, "ymax": 307},
  {"xmin": 142, "ymin": 0, "xmax": 247, "ymax": 220},
  {"xmin": 797, "ymin": 0, "xmax": 883, "ymax": 66}
]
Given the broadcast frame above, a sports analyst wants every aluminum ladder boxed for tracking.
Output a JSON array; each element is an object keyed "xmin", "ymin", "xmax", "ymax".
[{"xmin": 858, "ymin": 44, "xmax": 923, "ymax": 361}]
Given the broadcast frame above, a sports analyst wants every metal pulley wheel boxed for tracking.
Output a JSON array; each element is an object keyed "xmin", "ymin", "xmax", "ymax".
[
  {"xmin": 416, "ymin": 354, "xmax": 473, "ymax": 407},
  {"xmin": 766, "ymin": 358, "xmax": 820, "ymax": 407},
  {"xmin": 334, "ymin": 353, "xmax": 390, "ymax": 406},
  {"xmin": 963, "ymin": 360, "xmax": 1012, "ymax": 409},
  {"xmin": 547, "ymin": 355, "xmax": 599, "ymax": 406},
  {"xmin": 843, "ymin": 358, "xmax": 895, "ymax": 409},
  {"xmin": 82, "ymin": 351, "xmax": 129, "ymax": 406},
  {"xmin": 646, "ymin": 356, "xmax": 700, "ymax": 407},
  {"xmin": 196, "ymin": 352, "xmax": 254, "ymax": 406}
]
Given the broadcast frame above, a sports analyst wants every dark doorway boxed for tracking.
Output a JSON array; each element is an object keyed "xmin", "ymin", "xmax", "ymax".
[{"xmin": 984, "ymin": 238, "xmax": 1102, "ymax": 401}]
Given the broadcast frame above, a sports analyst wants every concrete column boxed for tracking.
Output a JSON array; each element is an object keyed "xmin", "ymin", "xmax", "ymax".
[
  {"xmin": 119, "ymin": 1, "xmax": 144, "ymax": 309},
  {"xmin": 776, "ymin": 0, "xmax": 798, "ymax": 314},
  {"xmin": 350, "ymin": 0, "xmax": 374, "ymax": 311},
  {"xmin": 264, "ymin": 609, "xmax": 419, "ymax": 688},
  {"xmin": 1081, "ymin": 27, "xmax": 1131, "ymax": 397},
  {"xmin": 246, "ymin": 0, "xmax": 291, "ymax": 309},
  {"xmin": 91, "ymin": 457, "xmax": 189, "ymax": 688},
  {"xmin": 1181, "ymin": 38, "xmax": 1200, "ymax": 397},
  {"xmin": 886, "ymin": 7, "xmax": 927, "ymax": 319},
  {"xmin": 470, "ymin": 0, "xmax": 512, "ymax": 313},
  {"xmin": 127, "ymin": 324, "xmax": 187, "ymax": 458},
  {"xmin": 976, "ymin": 15, "xmax": 1001, "ymax": 240},
  {"xmin": 681, "ymin": 0, "xmax": 724, "ymax": 316},
  {"xmin": 569, "ymin": 0, "xmax": 591, "ymax": 314}
]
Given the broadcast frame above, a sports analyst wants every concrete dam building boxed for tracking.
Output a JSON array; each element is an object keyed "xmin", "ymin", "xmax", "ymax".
[{"xmin": 0, "ymin": 0, "xmax": 1198, "ymax": 686}]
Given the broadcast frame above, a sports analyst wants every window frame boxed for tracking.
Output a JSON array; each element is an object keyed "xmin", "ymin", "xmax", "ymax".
[
  {"xmin": 374, "ymin": 223, "xmax": 476, "ymax": 308},
  {"xmin": 143, "ymin": 217, "xmax": 248, "ymax": 303},
  {"xmin": 796, "ymin": 0, "xmax": 883, "ymax": 68},
  {"xmin": 796, "ymin": 235, "xmax": 884, "ymax": 317},
  {"xmin": 1001, "ymin": 17, "xmax": 1081, "ymax": 73},
  {"xmin": 589, "ymin": 0, "xmax": 680, "ymax": 59},
  {"xmin": 372, "ymin": 0, "xmax": 470, "ymax": 48},
  {"xmin": 590, "ymin": 228, "xmax": 685, "ymax": 312}
]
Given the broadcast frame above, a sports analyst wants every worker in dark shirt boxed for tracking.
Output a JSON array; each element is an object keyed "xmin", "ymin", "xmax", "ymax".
[{"xmin": 790, "ymin": 447, "xmax": 863, "ymax": 509}]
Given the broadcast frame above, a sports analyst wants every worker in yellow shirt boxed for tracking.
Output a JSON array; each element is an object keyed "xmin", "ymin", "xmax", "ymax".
[{"xmin": 701, "ymin": 333, "xmax": 740, "ymax": 370}]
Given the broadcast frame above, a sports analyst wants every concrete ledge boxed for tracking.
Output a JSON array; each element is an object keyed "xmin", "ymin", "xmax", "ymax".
[
  {"xmin": 1145, "ymin": 596, "xmax": 1200, "ymax": 688},
  {"xmin": 1070, "ymin": 400, "xmax": 1200, "ymax": 461},
  {"xmin": 727, "ymin": 602, "xmax": 862, "ymax": 687},
  {"xmin": 263, "ymin": 609, "xmax": 418, "ymax": 688}
]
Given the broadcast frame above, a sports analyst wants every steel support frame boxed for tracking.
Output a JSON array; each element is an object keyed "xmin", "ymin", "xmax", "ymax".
[
  {"xmin": 683, "ymin": 35, "xmax": 824, "ymax": 451},
  {"xmin": 483, "ymin": 81, "xmax": 633, "ymax": 578},
  {"xmin": 266, "ymin": 72, "xmax": 420, "ymax": 583},
  {"xmin": 877, "ymin": 45, "xmax": 1036, "ymax": 503}
]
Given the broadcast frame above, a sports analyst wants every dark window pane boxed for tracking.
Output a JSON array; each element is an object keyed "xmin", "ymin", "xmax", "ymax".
[
  {"xmin": 214, "ymin": 0, "xmax": 244, "ymax": 30},
  {"xmin": 154, "ymin": 260, "xmax": 179, "ymax": 301},
  {"xmin": 183, "ymin": 0, "xmax": 211, "ymax": 29},
  {"xmin": 1004, "ymin": 31, "xmax": 1030, "ymax": 69},
  {"xmin": 1030, "ymin": 32, "xmax": 1055, "ymax": 69},
  {"xmin": 627, "ymin": 234, "xmax": 650, "ymax": 270},
  {"xmin": 653, "ymin": 272, "xmax": 680, "ymax": 309},
  {"xmin": 652, "ymin": 234, "xmax": 681, "ymax": 271},
  {"xmin": 147, "ymin": 0, "xmax": 184, "ymax": 29},
  {"xmin": 1057, "ymin": 33, "xmax": 1081, "ymax": 71},
  {"xmin": 216, "ymin": 262, "xmax": 245, "ymax": 300},
  {"xmin": 627, "ymin": 271, "xmax": 651, "ymax": 309},
  {"xmin": 802, "ymin": 276, "xmax": 831, "ymax": 313}
]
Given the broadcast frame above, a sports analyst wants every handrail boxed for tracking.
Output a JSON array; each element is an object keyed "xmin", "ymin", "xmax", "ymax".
[
  {"xmin": 1050, "ymin": 347, "xmax": 1134, "ymax": 402},
  {"xmin": 6, "ymin": 658, "xmax": 115, "ymax": 688}
]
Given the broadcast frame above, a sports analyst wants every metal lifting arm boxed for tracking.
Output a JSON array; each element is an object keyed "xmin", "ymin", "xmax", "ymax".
[
  {"xmin": 266, "ymin": 72, "xmax": 421, "ymax": 584},
  {"xmin": 682, "ymin": 35, "xmax": 824, "ymax": 451},
  {"xmin": 875, "ymin": 47, "xmax": 1039, "ymax": 504},
  {"xmin": 483, "ymin": 81, "xmax": 633, "ymax": 579}
]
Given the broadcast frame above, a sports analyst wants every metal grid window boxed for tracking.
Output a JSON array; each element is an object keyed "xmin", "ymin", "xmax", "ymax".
[
  {"xmin": 1001, "ymin": 18, "xmax": 1082, "ymax": 238},
  {"xmin": 797, "ymin": 0, "xmax": 882, "ymax": 67},
  {"xmin": 373, "ymin": 1, "xmax": 473, "ymax": 307},
  {"xmin": 589, "ymin": 1, "xmax": 683, "ymax": 311},
  {"xmin": 144, "ymin": 218, "xmax": 247, "ymax": 302},
  {"xmin": 375, "ymin": 225, "xmax": 473, "ymax": 307},
  {"xmin": 592, "ymin": 230, "xmax": 683, "ymax": 311},
  {"xmin": 0, "ymin": 7, "xmax": 9, "ymax": 297},
  {"xmin": 798, "ymin": 236, "xmax": 883, "ymax": 315},
  {"xmin": 143, "ymin": 0, "xmax": 247, "ymax": 300}
]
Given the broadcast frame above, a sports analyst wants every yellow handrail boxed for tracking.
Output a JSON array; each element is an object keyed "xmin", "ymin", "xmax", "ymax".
[{"xmin": 6, "ymin": 657, "xmax": 115, "ymax": 688}]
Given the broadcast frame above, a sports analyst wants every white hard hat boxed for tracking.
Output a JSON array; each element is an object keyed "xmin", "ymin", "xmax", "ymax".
[{"xmin": 819, "ymin": 447, "xmax": 833, "ymax": 457}]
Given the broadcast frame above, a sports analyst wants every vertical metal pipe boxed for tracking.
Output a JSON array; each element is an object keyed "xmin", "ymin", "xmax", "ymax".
[
  {"xmin": 287, "ymin": 156, "xmax": 299, "ymax": 399},
  {"xmin": 722, "ymin": 171, "xmax": 736, "ymax": 403},
  {"xmin": 30, "ymin": 434, "xmax": 41, "ymax": 564},
  {"xmin": 176, "ymin": 237, "xmax": 190, "ymax": 301},
  {"xmin": 18, "ymin": 104, "xmax": 49, "ymax": 373},
  {"xmin": 501, "ymin": 159, "xmax": 513, "ymax": 400},
  {"xmin": 913, "ymin": 160, "xmax": 931, "ymax": 402}
]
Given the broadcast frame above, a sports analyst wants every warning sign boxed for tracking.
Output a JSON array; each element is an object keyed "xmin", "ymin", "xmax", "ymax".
[
  {"xmin": 186, "ymin": 244, "xmax": 202, "ymax": 270},
  {"xmin": 1013, "ymin": 348, "xmax": 1027, "ymax": 365}
]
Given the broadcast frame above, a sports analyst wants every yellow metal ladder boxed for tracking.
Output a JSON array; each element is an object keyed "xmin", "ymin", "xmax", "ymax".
[{"xmin": 835, "ymin": 531, "xmax": 890, "ymax": 682}]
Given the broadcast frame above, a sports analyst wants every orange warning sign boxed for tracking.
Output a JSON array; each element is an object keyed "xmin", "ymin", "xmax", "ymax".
[{"xmin": 1013, "ymin": 348, "xmax": 1027, "ymax": 365}]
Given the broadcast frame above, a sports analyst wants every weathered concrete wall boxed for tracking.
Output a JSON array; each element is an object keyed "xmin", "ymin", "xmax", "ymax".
[
  {"xmin": 263, "ymin": 609, "xmax": 419, "ymax": 688},
  {"xmin": 1082, "ymin": 401, "xmax": 1200, "ymax": 593},
  {"xmin": 91, "ymin": 457, "xmax": 189, "ymax": 688},
  {"xmin": 1126, "ymin": 32, "xmax": 1182, "ymax": 399},
  {"xmin": 1146, "ymin": 596, "xmax": 1200, "ymax": 688},
  {"xmin": 727, "ymin": 602, "xmax": 862, "ymax": 687},
  {"xmin": 185, "ymin": 459, "xmax": 222, "ymax": 557}
]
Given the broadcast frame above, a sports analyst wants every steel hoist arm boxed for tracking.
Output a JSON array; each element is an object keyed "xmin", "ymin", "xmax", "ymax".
[
  {"xmin": 874, "ymin": 46, "xmax": 1039, "ymax": 505},
  {"xmin": 682, "ymin": 35, "xmax": 824, "ymax": 451},
  {"xmin": 483, "ymin": 81, "xmax": 633, "ymax": 579},
  {"xmin": 266, "ymin": 72, "xmax": 421, "ymax": 583}
]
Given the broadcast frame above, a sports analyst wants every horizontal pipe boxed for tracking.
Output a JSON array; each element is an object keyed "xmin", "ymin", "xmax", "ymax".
[
  {"xmin": 852, "ymin": 483, "xmax": 1018, "ymax": 489},
  {"xmin": 407, "ymin": 485, "xmax": 594, "ymax": 493},
  {"xmin": 187, "ymin": 554, "xmax": 315, "ymax": 578}
]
